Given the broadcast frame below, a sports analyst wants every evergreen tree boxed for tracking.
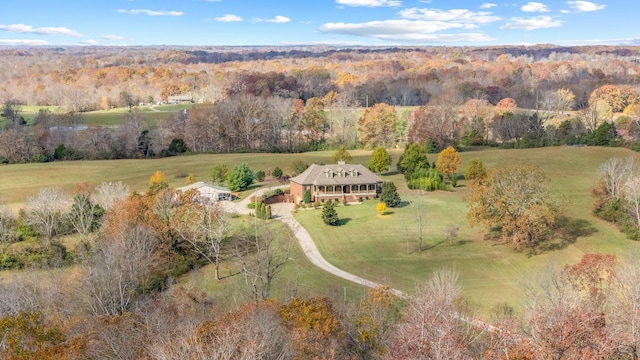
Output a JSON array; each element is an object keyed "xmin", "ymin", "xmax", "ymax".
[
  {"xmin": 322, "ymin": 200, "xmax": 339, "ymax": 226},
  {"xmin": 227, "ymin": 163, "xmax": 254, "ymax": 192},
  {"xmin": 380, "ymin": 182, "xmax": 401, "ymax": 207}
]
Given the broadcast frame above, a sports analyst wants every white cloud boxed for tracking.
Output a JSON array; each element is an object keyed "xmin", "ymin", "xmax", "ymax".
[
  {"xmin": 214, "ymin": 14, "xmax": 243, "ymax": 22},
  {"xmin": 521, "ymin": 2, "xmax": 550, "ymax": 12},
  {"xmin": 102, "ymin": 34, "xmax": 124, "ymax": 40},
  {"xmin": 399, "ymin": 8, "xmax": 501, "ymax": 24},
  {"xmin": 0, "ymin": 39, "xmax": 50, "ymax": 45},
  {"xmin": 567, "ymin": 1, "xmax": 606, "ymax": 12},
  {"xmin": 0, "ymin": 24, "xmax": 83, "ymax": 37},
  {"xmin": 117, "ymin": 9, "xmax": 183, "ymax": 16},
  {"xmin": 320, "ymin": 19, "xmax": 493, "ymax": 42},
  {"xmin": 501, "ymin": 15, "xmax": 563, "ymax": 30},
  {"xmin": 254, "ymin": 16, "xmax": 290, "ymax": 23},
  {"xmin": 80, "ymin": 40, "xmax": 99, "ymax": 45},
  {"xmin": 480, "ymin": 3, "xmax": 497, "ymax": 9},
  {"xmin": 336, "ymin": 0, "xmax": 401, "ymax": 7}
]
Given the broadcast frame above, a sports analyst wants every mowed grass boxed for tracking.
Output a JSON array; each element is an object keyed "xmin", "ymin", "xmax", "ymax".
[
  {"xmin": 293, "ymin": 146, "xmax": 640, "ymax": 315},
  {"xmin": 0, "ymin": 150, "xmax": 386, "ymax": 213},
  {"xmin": 1, "ymin": 146, "xmax": 639, "ymax": 315},
  {"xmin": 179, "ymin": 219, "xmax": 368, "ymax": 306}
]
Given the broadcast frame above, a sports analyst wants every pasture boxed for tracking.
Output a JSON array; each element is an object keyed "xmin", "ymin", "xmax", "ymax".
[{"xmin": 1, "ymin": 146, "xmax": 638, "ymax": 315}]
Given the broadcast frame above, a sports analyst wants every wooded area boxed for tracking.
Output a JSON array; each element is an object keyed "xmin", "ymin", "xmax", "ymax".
[{"xmin": 2, "ymin": 45, "xmax": 640, "ymax": 162}]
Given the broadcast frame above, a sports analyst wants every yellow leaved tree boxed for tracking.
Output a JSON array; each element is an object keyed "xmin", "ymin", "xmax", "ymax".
[{"xmin": 435, "ymin": 146, "xmax": 461, "ymax": 182}]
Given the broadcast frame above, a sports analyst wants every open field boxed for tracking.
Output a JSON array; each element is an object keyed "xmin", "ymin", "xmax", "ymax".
[
  {"xmin": 294, "ymin": 146, "xmax": 640, "ymax": 315},
  {"xmin": 1, "ymin": 146, "xmax": 639, "ymax": 315},
  {"xmin": 0, "ymin": 149, "xmax": 389, "ymax": 213}
]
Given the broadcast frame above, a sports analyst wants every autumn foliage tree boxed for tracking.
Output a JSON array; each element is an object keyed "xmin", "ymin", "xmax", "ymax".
[
  {"xmin": 279, "ymin": 297, "xmax": 348, "ymax": 359},
  {"xmin": 435, "ymin": 146, "xmax": 461, "ymax": 182},
  {"xmin": 368, "ymin": 146, "xmax": 392, "ymax": 174},
  {"xmin": 331, "ymin": 145, "xmax": 352, "ymax": 163},
  {"xmin": 148, "ymin": 170, "xmax": 168, "ymax": 195},
  {"xmin": 467, "ymin": 164, "xmax": 563, "ymax": 249},
  {"xmin": 358, "ymin": 103, "xmax": 397, "ymax": 148}
]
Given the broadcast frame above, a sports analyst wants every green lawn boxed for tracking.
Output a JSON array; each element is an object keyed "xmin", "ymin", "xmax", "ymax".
[
  {"xmin": 1, "ymin": 146, "xmax": 638, "ymax": 315},
  {"xmin": 0, "ymin": 150, "xmax": 385, "ymax": 212},
  {"xmin": 294, "ymin": 146, "xmax": 640, "ymax": 316}
]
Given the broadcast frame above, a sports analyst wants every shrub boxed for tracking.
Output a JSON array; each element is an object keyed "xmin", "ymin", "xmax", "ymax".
[
  {"xmin": 451, "ymin": 173, "xmax": 459, "ymax": 187},
  {"xmin": 272, "ymin": 166, "xmax": 283, "ymax": 178},
  {"xmin": 465, "ymin": 159, "xmax": 487, "ymax": 181},
  {"xmin": 408, "ymin": 167, "xmax": 448, "ymax": 191},
  {"xmin": 304, "ymin": 190, "xmax": 312, "ymax": 204},
  {"xmin": 376, "ymin": 202, "xmax": 387, "ymax": 215},
  {"xmin": 255, "ymin": 170, "xmax": 266, "ymax": 182}
]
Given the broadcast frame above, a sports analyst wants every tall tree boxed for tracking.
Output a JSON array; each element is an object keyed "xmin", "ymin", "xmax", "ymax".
[
  {"xmin": 332, "ymin": 145, "xmax": 352, "ymax": 163},
  {"xmin": 24, "ymin": 187, "xmax": 69, "ymax": 242},
  {"xmin": 234, "ymin": 222, "xmax": 291, "ymax": 301},
  {"xmin": 380, "ymin": 182, "xmax": 401, "ymax": 208},
  {"xmin": 358, "ymin": 103, "xmax": 397, "ymax": 148},
  {"xmin": 148, "ymin": 170, "xmax": 169, "ymax": 195},
  {"xmin": 435, "ymin": 146, "xmax": 461, "ymax": 181},
  {"xmin": 368, "ymin": 146, "xmax": 392, "ymax": 174},
  {"xmin": 467, "ymin": 164, "xmax": 563, "ymax": 249},
  {"xmin": 303, "ymin": 97, "xmax": 328, "ymax": 143},
  {"xmin": 227, "ymin": 163, "xmax": 254, "ymax": 192},
  {"xmin": 173, "ymin": 201, "xmax": 228, "ymax": 281},
  {"xmin": 389, "ymin": 268, "xmax": 476, "ymax": 359},
  {"xmin": 210, "ymin": 163, "xmax": 229, "ymax": 185},
  {"xmin": 397, "ymin": 143, "xmax": 429, "ymax": 180},
  {"xmin": 1, "ymin": 98, "xmax": 22, "ymax": 127}
]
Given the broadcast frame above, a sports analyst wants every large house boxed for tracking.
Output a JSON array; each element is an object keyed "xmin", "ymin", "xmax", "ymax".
[
  {"xmin": 177, "ymin": 181, "xmax": 232, "ymax": 202},
  {"xmin": 289, "ymin": 163, "xmax": 383, "ymax": 204}
]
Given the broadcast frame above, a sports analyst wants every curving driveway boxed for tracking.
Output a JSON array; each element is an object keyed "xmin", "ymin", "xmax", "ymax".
[{"xmin": 222, "ymin": 187, "xmax": 405, "ymax": 298}]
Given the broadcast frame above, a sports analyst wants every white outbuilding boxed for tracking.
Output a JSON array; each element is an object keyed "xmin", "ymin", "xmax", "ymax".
[{"xmin": 177, "ymin": 181, "xmax": 232, "ymax": 202}]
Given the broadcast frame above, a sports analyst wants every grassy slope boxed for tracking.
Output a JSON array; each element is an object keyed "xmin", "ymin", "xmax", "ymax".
[
  {"xmin": 1, "ymin": 146, "xmax": 638, "ymax": 314},
  {"xmin": 294, "ymin": 146, "xmax": 640, "ymax": 315}
]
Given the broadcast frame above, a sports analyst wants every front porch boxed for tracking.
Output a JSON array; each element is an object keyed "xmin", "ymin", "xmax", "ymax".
[{"xmin": 312, "ymin": 184, "xmax": 378, "ymax": 202}]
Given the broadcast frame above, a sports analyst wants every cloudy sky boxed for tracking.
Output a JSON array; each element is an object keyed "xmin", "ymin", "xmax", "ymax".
[{"xmin": 0, "ymin": 0, "xmax": 634, "ymax": 46}]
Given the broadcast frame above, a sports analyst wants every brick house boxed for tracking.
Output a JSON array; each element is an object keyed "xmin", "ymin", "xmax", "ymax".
[{"xmin": 289, "ymin": 163, "xmax": 383, "ymax": 204}]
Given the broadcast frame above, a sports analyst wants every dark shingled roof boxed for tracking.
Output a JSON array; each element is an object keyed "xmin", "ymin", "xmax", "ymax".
[{"xmin": 289, "ymin": 164, "xmax": 383, "ymax": 186}]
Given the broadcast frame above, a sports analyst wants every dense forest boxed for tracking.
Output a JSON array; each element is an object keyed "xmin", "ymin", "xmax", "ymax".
[{"xmin": 1, "ymin": 44, "xmax": 640, "ymax": 162}]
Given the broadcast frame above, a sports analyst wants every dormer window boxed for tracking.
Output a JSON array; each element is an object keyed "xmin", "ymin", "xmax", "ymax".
[
  {"xmin": 339, "ymin": 169, "xmax": 345, "ymax": 177},
  {"xmin": 325, "ymin": 169, "xmax": 333, "ymax": 178},
  {"xmin": 349, "ymin": 168, "xmax": 358, "ymax": 177}
]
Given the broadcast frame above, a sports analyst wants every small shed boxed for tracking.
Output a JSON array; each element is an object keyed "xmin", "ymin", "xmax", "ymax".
[{"xmin": 177, "ymin": 181, "xmax": 232, "ymax": 201}]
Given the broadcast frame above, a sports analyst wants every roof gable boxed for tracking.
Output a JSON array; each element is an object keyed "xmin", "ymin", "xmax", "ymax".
[{"xmin": 290, "ymin": 163, "xmax": 383, "ymax": 186}]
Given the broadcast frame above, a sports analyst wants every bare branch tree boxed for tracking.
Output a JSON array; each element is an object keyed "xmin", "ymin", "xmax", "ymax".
[
  {"xmin": 174, "ymin": 201, "xmax": 229, "ymax": 281},
  {"xmin": 599, "ymin": 157, "xmax": 636, "ymax": 201},
  {"xmin": 24, "ymin": 187, "xmax": 70, "ymax": 242},
  {"xmin": 389, "ymin": 267, "xmax": 477, "ymax": 360},
  {"xmin": 234, "ymin": 222, "xmax": 291, "ymax": 301},
  {"xmin": 78, "ymin": 224, "xmax": 159, "ymax": 316},
  {"xmin": 93, "ymin": 181, "xmax": 130, "ymax": 211}
]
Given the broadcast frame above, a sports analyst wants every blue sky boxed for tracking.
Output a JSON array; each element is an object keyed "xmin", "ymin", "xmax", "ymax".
[{"xmin": 0, "ymin": 0, "xmax": 636, "ymax": 46}]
